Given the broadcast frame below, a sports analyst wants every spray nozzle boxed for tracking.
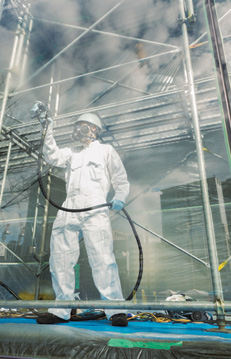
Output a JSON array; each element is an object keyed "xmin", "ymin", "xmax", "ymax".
[
  {"xmin": 30, "ymin": 101, "xmax": 47, "ymax": 119},
  {"xmin": 30, "ymin": 101, "xmax": 52, "ymax": 127}
]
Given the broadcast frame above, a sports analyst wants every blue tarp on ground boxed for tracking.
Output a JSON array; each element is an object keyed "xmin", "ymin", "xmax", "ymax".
[{"xmin": 1, "ymin": 317, "xmax": 231, "ymax": 342}]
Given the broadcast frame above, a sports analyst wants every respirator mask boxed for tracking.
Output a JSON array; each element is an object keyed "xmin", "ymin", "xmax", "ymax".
[{"xmin": 71, "ymin": 123, "xmax": 93, "ymax": 142}]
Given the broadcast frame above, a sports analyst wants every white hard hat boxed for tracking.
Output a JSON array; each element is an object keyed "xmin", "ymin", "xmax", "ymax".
[{"xmin": 74, "ymin": 113, "xmax": 102, "ymax": 131}]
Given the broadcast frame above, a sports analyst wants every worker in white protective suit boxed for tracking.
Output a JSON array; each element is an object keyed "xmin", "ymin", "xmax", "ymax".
[{"xmin": 36, "ymin": 111, "xmax": 130, "ymax": 326}]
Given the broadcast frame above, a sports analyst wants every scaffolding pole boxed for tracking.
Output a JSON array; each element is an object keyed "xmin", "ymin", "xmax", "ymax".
[
  {"xmin": 179, "ymin": 0, "xmax": 225, "ymax": 329},
  {"xmin": 34, "ymin": 66, "xmax": 56, "ymax": 300},
  {"xmin": 0, "ymin": 6, "xmax": 28, "ymax": 133},
  {"xmin": 19, "ymin": 5, "xmax": 33, "ymax": 87},
  {"xmin": 0, "ymin": 19, "xmax": 21, "ymax": 133},
  {"xmin": 0, "ymin": 0, "xmax": 4, "ymax": 21},
  {"xmin": 203, "ymin": 0, "xmax": 231, "ymax": 170},
  {"xmin": 0, "ymin": 299, "xmax": 231, "ymax": 313},
  {"xmin": 0, "ymin": 140, "xmax": 12, "ymax": 207}
]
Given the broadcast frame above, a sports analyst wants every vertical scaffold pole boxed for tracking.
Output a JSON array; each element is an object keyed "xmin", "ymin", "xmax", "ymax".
[
  {"xmin": 0, "ymin": 140, "xmax": 12, "ymax": 207},
  {"xmin": 203, "ymin": 0, "xmax": 231, "ymax": 172},
  {"xmin": 34, "ymin": 63, "xmax": 56, "ymax": 300},
  {"xmin": 0, "ymin": 0, "xmax": 5, "ymax": 21},
  {"xmin": 179, "ymin": 0, "xmax": 225, "ymax": 329},
  {"xmin": 0, "ymin": 13, "xmax": 22, "ymax": 132},
  {"xmin": 0, "ymin": 5, "xmax": 31, "ymax": 132},
  {"xmin": 19, "ymin": 5, "xmax": 33, "ymax": 87}
]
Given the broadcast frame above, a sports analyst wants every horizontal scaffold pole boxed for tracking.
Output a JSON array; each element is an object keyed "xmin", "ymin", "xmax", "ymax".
[{"xmin": 0, "ymin": 300, "xmax": 230, "ymax": 312}]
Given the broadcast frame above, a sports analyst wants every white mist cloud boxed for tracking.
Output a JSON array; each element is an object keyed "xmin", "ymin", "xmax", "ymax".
[
  {"xmin": 0, "ymin": 26, "xmax": 15, "ymax": 69},
  {"xmin": 31, "ymin": 0, "xmax": 81, "ymax": 25}
]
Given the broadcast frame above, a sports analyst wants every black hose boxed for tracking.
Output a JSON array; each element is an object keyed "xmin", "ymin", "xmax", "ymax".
[
  {"xmin": 0, "ymin": 280, "xmax": 21, "ymax": 300},
  {"xmin": 121, "ymin": 208, "xmax": 143, "ymax": 301},
  {"xmin": 0, "ymin": 281, "xmax": 40, "ymax": 318},
  {"xmin": 37, "ymin": 122, "xmax": 143, "ymax": 301},
  {"xmin": 38, "ymin": 174, "xmax": 111, "ymax": 212}
]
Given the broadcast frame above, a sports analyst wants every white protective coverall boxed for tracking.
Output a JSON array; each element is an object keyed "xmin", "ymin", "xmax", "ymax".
[{"xmin": 43, "ymin": 124, "xmax": 130, "ymax": 320}]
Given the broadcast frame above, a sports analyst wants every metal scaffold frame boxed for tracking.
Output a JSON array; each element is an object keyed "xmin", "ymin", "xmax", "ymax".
[{"xmin": 0, "ymin": 0, "xmax": 231, "ymax": 331}]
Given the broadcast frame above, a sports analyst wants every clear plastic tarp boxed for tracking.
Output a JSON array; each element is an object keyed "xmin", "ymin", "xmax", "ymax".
[{"xmin": 0, "ymin": 0, "xmax": 231, "ymax": 356}]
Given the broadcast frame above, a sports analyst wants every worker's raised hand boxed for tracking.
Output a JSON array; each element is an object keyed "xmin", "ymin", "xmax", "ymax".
[
  {"xmin": 110, "ymin": 199, "xmax": 124, "ymax": 211},
  {"xmin": 30, "ymin": 101, "xmax": 52, "ymax": 127}
]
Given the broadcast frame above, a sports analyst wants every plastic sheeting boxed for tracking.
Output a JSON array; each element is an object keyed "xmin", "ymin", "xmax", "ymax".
[
  {"xmin": 1, "ymin": 318, "xmax": 231, "ymax": 358},
  {"xmin": 0, "ymin": 1, "xmax": 231, "ymax": 357}
]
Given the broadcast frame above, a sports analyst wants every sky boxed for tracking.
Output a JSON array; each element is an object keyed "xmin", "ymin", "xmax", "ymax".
[
  {"xmin": 0, "ymin": 0, "xmax": 231, "ymax": 227},
  {"xmin": 1, "ymin": 0, "xmax": 229, "ymax": 113},
  {"xmin": 0, "ymin": 0, "xmax": 182, "ymax": 106}
]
